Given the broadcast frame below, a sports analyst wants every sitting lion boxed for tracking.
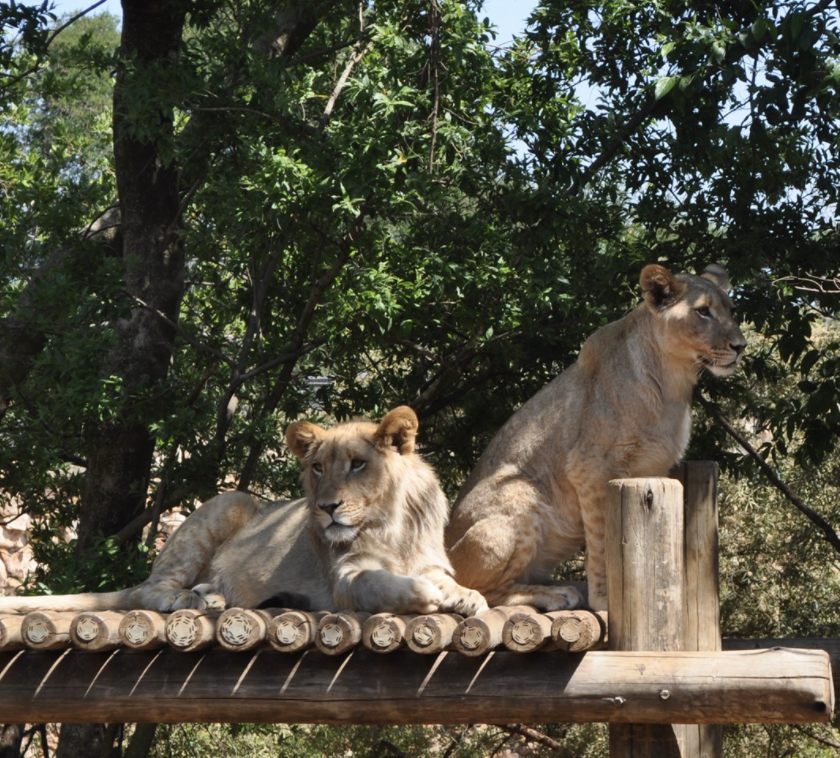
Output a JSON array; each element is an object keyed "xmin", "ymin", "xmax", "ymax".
[
  {"xmin": 445, "ymin": 264, "xmax": 746, "ymax": 612},
  {"xmin": 0, "ymin": 407, "xmax": 487, "ymax": 617}
]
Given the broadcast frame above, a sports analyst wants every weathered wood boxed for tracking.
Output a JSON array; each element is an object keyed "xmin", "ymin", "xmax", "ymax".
[
  {"xmin": 316, "ymin": 613, "xmax": 370, "ymax": 656},
  {"xmin": 0, "ymin": 615, "xmax": 25, "ymax": 651},
  {"xmin": 216, "ymin": 608, "xmax": 273, "ymax": 652},
  {"xmin": 0, "ymin": 647, "xmax": 830, "ymax": 724},
  {"xmin": 550, "ymin": 610, "xmax": 608, "ymax": 653},
  {"xmin": 70, "ymin": 612, "xmax": 125, "ymax": 652},
  {"xmin": 607, "ymin": 477, "xmax": 687, "ymax": 758},
  {"xmin": 674, "ymin": 461, "xmax": 723, "ymax": 758},
  {"xmin": 363, "ymin": 614, "xmax": 414, "ymax": 654},
  {"xmin": 119, "ymin": 610, "xmax": 168, "ymax": 650},
  {"xmin": 723, "ymin": 638, "xmax": 840, "ymax": 694},
  {"xmin": 165, "ymin": 610, "xmax": 219, "ymax": 652},
  {"xmin": 502, "ymin": 610, "xmax": 554, "ymax": 653},
  {"xmin": 404, "ymin": 613, "xmax": 462, "ymax": 654},
  {"xmin": 453, "ymin": 606, "xmax": 534, "ymax": 657},
  {"xmin": 267, "ymin": 610, "xmax": 325, "ymax": 653},
  {"xmin": 22, "ymin": 612, "xmax": 75, "ymax": 651}
]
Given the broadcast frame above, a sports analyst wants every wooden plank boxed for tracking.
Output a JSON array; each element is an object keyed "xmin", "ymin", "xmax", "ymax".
[
  {"xmin": 676, "ymin": 461, "xmax": 723, "ymax": 758},
  {"xmin": 607, "ymin": 477, "xmax": 688, "ymax": 757},
  {"xmin": 0, "ymin": 648, "xmax": 831, "ymax": 725}
]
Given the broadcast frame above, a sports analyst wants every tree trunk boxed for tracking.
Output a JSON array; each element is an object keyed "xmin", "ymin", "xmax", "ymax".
[
  {"xmin": 77, "ymin": 0, "xmax": 187, "ymax": 553},
  {"xmin": 55, "ymin": 724, "xmax": 107, "ymax": 758},
  {"xmin": 0, "ymin": 724, "xmax": 23, "ymax": 758}
]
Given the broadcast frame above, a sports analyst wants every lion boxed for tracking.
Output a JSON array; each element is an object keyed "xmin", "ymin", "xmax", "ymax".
[
  {"xmin": 0, "ymin": 407, "xmax": 487, "ymax": 617},
  {"xmin": 445, "ymin": 263, "xmax": 746, "ymax": 612}
]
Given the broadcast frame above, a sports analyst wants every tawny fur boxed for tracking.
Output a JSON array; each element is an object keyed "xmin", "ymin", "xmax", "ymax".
[
  {"xmin": 445, "ymin": 264, "xmax": 746, "ymax": 612},
  {"xmin": 0, "ymin": 407, "xmax": 487, "ymax": 617}
]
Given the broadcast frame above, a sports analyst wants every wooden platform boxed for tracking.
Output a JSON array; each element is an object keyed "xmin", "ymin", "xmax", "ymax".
[{"xmin": 0, "ymin": 646, "xmax": 832, "ymax": 725}]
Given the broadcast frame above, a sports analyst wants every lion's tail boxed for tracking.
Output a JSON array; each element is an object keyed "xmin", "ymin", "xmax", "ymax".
[{"xmin": 0, "ymin": 588, "xmax": 137, "ymax": 615}]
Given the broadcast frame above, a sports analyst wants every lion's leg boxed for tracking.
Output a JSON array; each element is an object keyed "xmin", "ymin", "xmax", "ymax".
[
  {"xmin": 569, "ymin": 471, "xmax": 610, "ymax": 612},
  {"xmin": 332, "ymin": 559, "xmax": 445, "ymax": 615},
  {"xmin": 447, "ymin": 476, "xmax": 583, "ymax": 611},
  {"xmin": 130, "ymin": 491, "xmax": 261, "ymax": 612}
]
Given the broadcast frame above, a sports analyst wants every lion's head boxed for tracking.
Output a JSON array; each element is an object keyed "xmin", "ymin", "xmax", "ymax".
[
  {"xmin": 640, "ymin": 263, "xmax": 746, "ymax": 377},
  {"xmin": 286, "ymin": 406, "xmax": 438, "ymax": 546}
]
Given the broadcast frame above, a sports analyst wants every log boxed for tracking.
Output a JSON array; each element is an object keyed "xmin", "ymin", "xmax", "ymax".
[
  {"xmin": 404, "ymin": 614, "xmax": 462, "ymax": 654},
  {"xmin": 119, "ymin": 610, "xmax": 168, "ymax": 651},
  {"xmin": 549, "ymin": 610, "xmax": 608, "ymax": 653},
  {"xmin": 675, "ymin": 461, "xmax": 723, "ymax": 758},
  {"xmin": 452, "ymin": 606, "xmax": 534, "ymax": 657},
  {"xmin": 316, "ymin": 613, "xmax": 370, "ymax": 656},
  {"xmin": 363, "ymin": 614, "xmax": 414, "ymax": 654},
  {"xmin": 164, "ymin": 610, "xmax": 219, "ymax": 652},
  {"xmin": 21, "ymin": 612, "xmax": 75, "ymax": 651},
  {"xmin": 216, "ymin": 608, "xmax": 273, "ymax": 652},
  {"xmin": 0, "ymin": 647, "xmax": 831, "ymax": 725},
  {"xmin": 0, "ymin": 615, "xmax": 25, "ymax": 651},
  {"xmin": 607, "ymin": 477, "xmax": 688, "ymax": 757},
  {"xmin": 502, "ymin": 610, "xmax": 554, "ymax": 653},
  {"xmin": 267, "ymin": 610, "xmax": 325, "ymax": 653},
  {"xmin": 70, "ymin": 612, "xmax": 125, "ymax": 652}
]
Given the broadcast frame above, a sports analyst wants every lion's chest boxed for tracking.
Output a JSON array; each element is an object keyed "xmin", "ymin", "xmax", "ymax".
[{"xmin": 628, "ymin": 403, "xmax": 692, "ymax": 476}]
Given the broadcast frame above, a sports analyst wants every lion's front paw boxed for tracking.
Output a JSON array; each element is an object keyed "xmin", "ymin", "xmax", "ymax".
[
  {"xmin": 441, "ymin": 587, "xmax": 488, "ymax": 617},
  {"xmin": 163, "ymin": 584, "xmax": 227, "ymax": 612},
  {"xmin": 406, "ymin": 577, "xmax": 444, "ymax": 614}
]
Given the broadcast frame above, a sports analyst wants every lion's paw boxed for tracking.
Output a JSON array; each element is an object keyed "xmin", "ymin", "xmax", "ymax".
[
  {"xmin": 407, "ymin": 577, "xmax": 444, "ymax": 614},
  {"xmin": 163, "ymin": 585, "xmax": 227, "ymax": 612},
  {"xmin": 441, "ymin": 587, "xmax": 488, "ymax": 617},
  {"xmin": 542, "ymin": 585, "xmax": 583, "ymax": 612}
]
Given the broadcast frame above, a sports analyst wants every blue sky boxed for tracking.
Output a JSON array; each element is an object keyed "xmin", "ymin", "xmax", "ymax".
[{"xmin": 35, "ymin": 1, "xmax": 537, "ymax": 43}]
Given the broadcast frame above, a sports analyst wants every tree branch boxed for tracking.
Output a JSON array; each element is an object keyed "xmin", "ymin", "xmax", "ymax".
[
  {"xmin": 696, "ymin": 391, "xmax": 840, "ymax": 556},
  {"xmin": 492, "ymin": 724, "xmax": 579, "ymax": 758}
]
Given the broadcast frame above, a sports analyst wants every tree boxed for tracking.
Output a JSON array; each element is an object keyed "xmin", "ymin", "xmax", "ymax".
[{"xmin": 1, "ymin": 0, "xmax": 839, "ymax": 756}]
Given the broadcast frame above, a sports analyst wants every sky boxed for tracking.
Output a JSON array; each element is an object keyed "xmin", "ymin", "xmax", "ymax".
[{"xmin": 33, "ymin": 0, "xmax": 538, "ymax": 44}]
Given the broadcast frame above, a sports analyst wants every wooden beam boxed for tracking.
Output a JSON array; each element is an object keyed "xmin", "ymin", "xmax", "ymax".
[{"xmin": 0, "ymin": 647, "xmax": 831, "ymax": 725}]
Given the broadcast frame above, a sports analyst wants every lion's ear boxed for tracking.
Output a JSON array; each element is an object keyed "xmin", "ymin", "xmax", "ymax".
[
  {"xmin": 374, "ymin": 406, "xmax": 419, "ymax": 455},
  {"xmin": 286, "ymin": 420, "xmax": 326, "ymax": 461},
  {"xmin": 700, "ymin": 263, "xmax": 731, "ymax": 293},
  {"xmin": 640, "ymin": 264, "xmax": 682, "ymax": 310}
]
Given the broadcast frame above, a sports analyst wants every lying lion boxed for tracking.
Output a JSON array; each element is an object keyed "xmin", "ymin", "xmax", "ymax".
[
  {"xmin": 446, "ymin": 263, "xmax": 746, "ymax": 612},
  {"xmin": 0, "ymin": 407, "xmax": 487, "ymax": 617}
]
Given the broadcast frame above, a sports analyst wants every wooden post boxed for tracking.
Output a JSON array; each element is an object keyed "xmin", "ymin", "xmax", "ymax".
[
  {"xmin": 674, "ymin": 461, "xmax": 723, "ymax": 758},
  {"xmin": 267, "ymin": 610, "xmax": 325, "ymax": 653},
  {"xmin": 550, "ymin": 610, "xmax": 608, "ymax": 653},
  {"xmin": 502, "ymin": 610, "xmax": 555, "ymax": 653},
  {"xmin": 216, "ymin": 608, "xmax": 273, "ymax": 652},
  {"xmin": 70, "ymin": 612, "xmax": 125, "ymax": 652},
  {"xmin": 404, "ymin": 613, "xmax": 462, "ymax": 654},
  {"xmin": 165, "ymin": 610, "xmax": 218, "ymax": 652},
  {"xmin": 22, "ymin": 612, "xmax": 75, "ymax": 651},
  {"xmin": 363, "ymin": 614, "xmax": 414, "ymax": 654},
  {"xmin": 607, "ymin": 477, "xmax": 687, "ymax": 758},
  {"xmin": 119, "ymin": 610, "xmax": 168, "ymax": 650},
  {"xmin": 316, "ymin": 613, "xmax": 370, "ymax": 656}
]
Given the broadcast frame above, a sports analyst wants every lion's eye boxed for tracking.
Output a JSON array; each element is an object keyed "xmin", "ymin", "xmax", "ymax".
[
  {"xmin": 696, "ymin": 306, "xmax": 711, "ymax": 319},
  {"xmin": 350, "ymin": 459, "xmax": 366, "ymax": 473},
  {"xmin": 312, "ymin": 462, "xmax": 323, "ymax": 477}
]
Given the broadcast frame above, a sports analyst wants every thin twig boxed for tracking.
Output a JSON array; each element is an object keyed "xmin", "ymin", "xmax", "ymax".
[
  {"xmin": 493, "ymin": 724, "xmax": 578, "ymax": 756},
  {"xmin": 696, "ymin": 391, "xmax": 840, "ymax": 556}
]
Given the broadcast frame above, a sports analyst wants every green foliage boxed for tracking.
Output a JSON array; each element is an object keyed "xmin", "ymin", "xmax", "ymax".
[{"xmin": 0, "ymin": 0, "xmax": 839, "ymax": 754}]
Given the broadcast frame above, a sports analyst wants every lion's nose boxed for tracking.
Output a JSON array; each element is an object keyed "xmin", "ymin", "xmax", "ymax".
[
  {"xmin": 731, "ymin": 342, "xmax": 746, "ymax": 356},
  {"xmin": 318, "ymin": 500, "xmax": 344, "ymax": 516}
]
